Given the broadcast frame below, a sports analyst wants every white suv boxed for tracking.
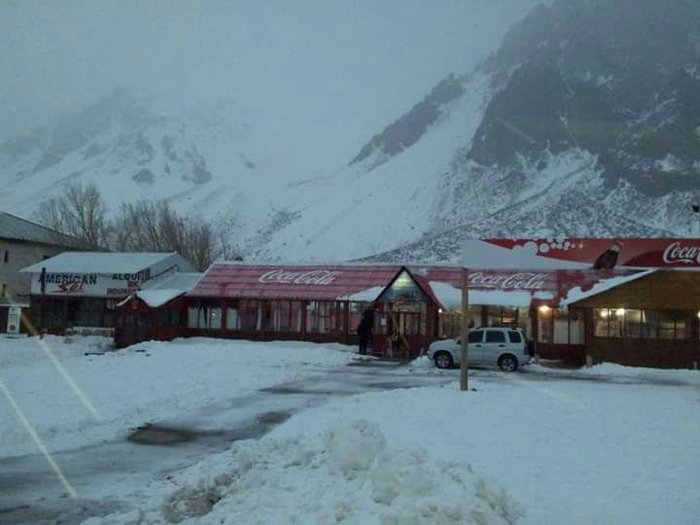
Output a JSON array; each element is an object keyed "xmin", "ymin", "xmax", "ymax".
[{"xmin": 427, "ymin": 327, "xmax": 530, "ymax": 372}]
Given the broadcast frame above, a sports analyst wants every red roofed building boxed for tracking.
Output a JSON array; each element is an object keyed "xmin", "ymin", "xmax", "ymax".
[{"xmin": 112, "ymin": 237, "xmax": 700, "ymax": 368}]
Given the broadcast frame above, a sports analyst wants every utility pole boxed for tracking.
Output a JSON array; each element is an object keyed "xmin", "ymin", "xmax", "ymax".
[
  {"xmin": 460, "ymin": 267, "xmax": 470, "ymax": 391},
  {"xmin": 692, "ymin": 204, "xmax": 700, "ymax": 237}
]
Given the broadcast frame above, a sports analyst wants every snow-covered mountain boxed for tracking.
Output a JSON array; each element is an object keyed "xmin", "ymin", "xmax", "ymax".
[{"xmin": 1, "ymin": 0, "xmax": 698, "ymax": 263}]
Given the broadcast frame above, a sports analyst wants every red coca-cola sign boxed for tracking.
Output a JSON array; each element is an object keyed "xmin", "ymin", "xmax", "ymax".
[
  {"xmin": 468, "ymin": 271, "xmax": 552, "ymax": 290},
  {"xmin": 661, "ymin": 242, "xmax": 700, "ymax": 265},
  {"xmin": 258, "ymin": 269, "xmax": 340, "ymax": 286},
  {"xmin": 478, "ymin": 238, "xmax": 700, "ymax": 269}
]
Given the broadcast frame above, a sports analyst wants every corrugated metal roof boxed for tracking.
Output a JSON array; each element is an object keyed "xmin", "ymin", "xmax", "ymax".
[
  {"xmin": 188, "ymin": 264, "xmax": 402, "ymax": 300},
  {"xmin": 186, "ymin": 262, "xmax": 648, "ymax": 307},
  {"xmin": 0, "ymin": 212, "xmax": 85, "ymax": 248},
  {"xmin": 20, "ymin": 251, "xmax": 180, "ymax": 274}
]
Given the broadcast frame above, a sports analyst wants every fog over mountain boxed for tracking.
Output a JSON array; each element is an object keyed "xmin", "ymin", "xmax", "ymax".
[
  {"xmin": 2, "ymin": 0, "xmax": 698, "ymax": 263},
  {"xmin": 0, "ymin": 0, "xmax": 536, "ymax": 172}
]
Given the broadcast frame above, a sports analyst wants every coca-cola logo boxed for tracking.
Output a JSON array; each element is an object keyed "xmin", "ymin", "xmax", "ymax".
[
  {"xmin": 469, "ymin": 272, "xmax": 549, "ymax": 290},
  {"xmin": 258, "ymin": 269, "xmax": 340, "ymax": 286},
  {"xmin": 662, "ymin": 242, "xmax": 700, "ymax": 265}
]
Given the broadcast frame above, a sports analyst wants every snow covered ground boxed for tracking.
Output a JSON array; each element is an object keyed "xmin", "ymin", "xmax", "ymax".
[
  {"xmin": 2, "ymin": 335, "xmax": 699, "ymax": 524},
  {"xmin": 0, "ymin": 335, "xmax": 356, "ymax": 459}
]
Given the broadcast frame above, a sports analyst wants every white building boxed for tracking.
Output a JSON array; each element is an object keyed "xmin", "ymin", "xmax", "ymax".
[
  {"xmin": 20, "ymin": 252, "xmax": 196, "ymax": 333},
  {"xmin": 0, "ymin": 212, "xmax": 85, "ymax": 333}
]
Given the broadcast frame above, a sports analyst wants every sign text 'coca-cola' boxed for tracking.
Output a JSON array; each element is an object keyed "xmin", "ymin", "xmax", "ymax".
[
  {"xmin": 662, "ymin": 242, "xmax": 700, "ymax": 265},
  {"xmin": 258, "ymin": 269, "xmax": 340, "ymax": 286},
  {"xmin": 468, "ymin": 272, "xmax": 550, "ymax": 290}
]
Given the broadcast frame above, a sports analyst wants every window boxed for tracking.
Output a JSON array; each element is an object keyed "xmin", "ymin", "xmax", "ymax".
[
  {"xmin": 307, "ymin": 301, "xmax": 344, "ymax": 334},
  {"xmin": 269, "ymin": 300, "xmax": 302, "ymax": 332},
  {"xmin": 238, "ymin": 300, "xmax": 260, "ymax": 331},
  {"xmin": 187, "ymin": 303, "xmax": 222, "ymax": 329},
  {"xmin": 468, "ymin": 330, "xmax": 483, "ymax": 343},
  {"xmin": 486, "ymin": 306, "xmax": 519, "ymax": 327},
  {"xmin": 1, "ymin": 283, "xmax": 5, "ymax": 297},
  {"xmin": 485, "ymin": 330, "xmax": 506, "ymax": 343},
  {"xmin": 553, "ymin": 308, "xmax": 584, "ymax": 344},
  {"xmin": 508, "ymin": 330, "xmax": 523, "ymax": 343},
  {"xmin": 3, "ymin": 250, "xmax": 8, "ymax": 263},
  {"xmin": 594, "ymin": 309, "xmax": 691, "ymax": 340}
]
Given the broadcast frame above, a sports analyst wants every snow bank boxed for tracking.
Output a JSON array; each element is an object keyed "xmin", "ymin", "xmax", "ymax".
[{"xmin": 98, "ymin": 419, "xmax": 521, "ymax": 525}]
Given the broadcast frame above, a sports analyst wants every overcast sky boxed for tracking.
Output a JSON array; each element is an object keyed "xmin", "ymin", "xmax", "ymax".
[{"xmin": 1, "ymin": 0, "xmax": 541, "ymax": 164}]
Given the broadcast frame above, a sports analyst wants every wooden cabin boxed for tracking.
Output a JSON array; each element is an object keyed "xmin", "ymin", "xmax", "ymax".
[{"xmin": 115, "ymin": 272, "xmax": 202, "ymax": 348}]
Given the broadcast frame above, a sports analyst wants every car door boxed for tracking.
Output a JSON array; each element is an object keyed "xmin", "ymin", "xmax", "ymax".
[
  {"xmin": 467, "ymin": 329, "xmax": 485, "ymax": 364},
  {"xmin": 482, "ymin": 329, "xmax": 508, "ymax": 366}
]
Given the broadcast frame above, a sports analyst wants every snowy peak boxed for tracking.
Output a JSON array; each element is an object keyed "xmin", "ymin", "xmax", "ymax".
[
  {"xmin": 0, "ymin": 89, "xmax": 260, "ymax": 219},
  {"xmin": 349, "ymin": 74, "xmax": 466, "ymax": 171}
]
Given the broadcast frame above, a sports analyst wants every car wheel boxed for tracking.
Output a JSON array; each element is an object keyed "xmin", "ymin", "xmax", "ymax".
[
  {"xmin": 434, "ymin": 351, "xmax": 454, "ymax": 369},
  {"xmin": 498, "ymin": 354, "xmax": 518, "ymax": 372}
]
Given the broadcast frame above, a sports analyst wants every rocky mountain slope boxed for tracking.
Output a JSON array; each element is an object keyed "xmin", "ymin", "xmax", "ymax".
[{"xmin": 352, "ymin": 0, "xmax": 700, "ymax": 261}]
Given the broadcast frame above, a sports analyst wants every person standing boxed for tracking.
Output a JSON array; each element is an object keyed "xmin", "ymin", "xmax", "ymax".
[
  {"xmin": 357, "ymin": 316, "xmax": 370, "ymax": 355},
  {"xmin": 357, "ymin": 306, "xmax": 376, "ymax": 355}
]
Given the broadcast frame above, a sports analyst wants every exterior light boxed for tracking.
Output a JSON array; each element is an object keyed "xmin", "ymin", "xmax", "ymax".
[
  {"xmin": 438, "ymin": 308, "xmax": 443, "ymax": 314},
  {"xmin": 615, "ymin": 308, "xmax": 626, "ymax": 317},
  {"xmin": 538, "ymin": 305, "xmax": 551, "ymax": 313},
  {"xmin": 697, "ymin": 310, "xmax": 700, "ymax": 319},
  {"xmin": 600, "ymin": 310, "xmax": 609, "ymax": 318}
]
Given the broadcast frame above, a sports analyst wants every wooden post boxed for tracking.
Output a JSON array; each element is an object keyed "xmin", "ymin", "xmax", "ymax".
[{"xmin": 460, "ymin": 268, "xmax": 469, "ymax": 391}]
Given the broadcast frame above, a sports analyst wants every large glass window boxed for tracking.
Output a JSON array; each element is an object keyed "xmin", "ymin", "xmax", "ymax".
[
  {"xmin": 438, "ymin": 308, "xmax": 477, "ymax": 339},
  {"xmin": 552, "ymin": 308, "xmax": 584, "ymax": 344},
  {"xmin": 187, "ymin": 302, "xmax": 222, "ymax": 329},
  {"xmin": 307, "ymin": 301, "xmax": 345, "ymax": 334},
  {"xmin": 594, "ymin": 309, "xmax": 691, "ymax": 340},
  {"xmin": 269, "ymin": 300, "xmax": 302, "ymax": 332},
  {"xmin": 238, "ymin": 300, "xmax": 260, "ymax": 331},
  {"xmin": 486, "ymin": 306, "xmax": 519, "ymax": 328}
]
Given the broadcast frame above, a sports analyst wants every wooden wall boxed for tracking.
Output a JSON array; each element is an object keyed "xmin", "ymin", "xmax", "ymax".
[{"xmin": 572, "ymin": 271, "xmax": 700, "ymax": 310}]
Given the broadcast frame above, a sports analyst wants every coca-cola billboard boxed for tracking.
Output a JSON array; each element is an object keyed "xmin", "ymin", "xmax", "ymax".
[
  {"xmin": 258, "ymin": 269, "xmax": 340, "ymax": 286},
  {"xmin": 463, "ymin": 238, "xmax": 700, "ymax": 269}
]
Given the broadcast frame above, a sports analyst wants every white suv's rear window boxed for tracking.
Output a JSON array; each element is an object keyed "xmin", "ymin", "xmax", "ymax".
[
  {"xmin": 485, "ymin": 330, "xmax": 506, "ymax": 343},
  {"xmin": 508, "ymin": 330, "xmax": 523, "ymax": 343}
]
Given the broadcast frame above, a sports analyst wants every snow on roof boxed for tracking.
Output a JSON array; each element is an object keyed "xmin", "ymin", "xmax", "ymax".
[
  {"xmin": 342, "ymin": 286, "xmax": 385, "ymax": 302},
  {"xmin": 21, "ymin": 252, "xmax": 179, "ymax": 274},
  {"xmin": 428, "ymin": 281, "xmax": 554, "ymax": 309},
  {"xmin": 126, "ymin": 272, "xmax": 203, "ymax": 308},
  {"xmin": 560, "ymin": 269, "xmax": 658, "ymax": 306},
  {"xmin": 0, "ymin": 212, "xmax": 85, "ymax": 248}
]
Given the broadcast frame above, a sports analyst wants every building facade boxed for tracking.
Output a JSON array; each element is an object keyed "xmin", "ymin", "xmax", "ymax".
[
  {"xmin": 55, "ymin": 236, "xmax": 700, "ymax": 370},
  {"xmin": 21, "ymin": 252, "xmax": 196, "ymax": 333},
  {"xmin": 0, "ymin": 212, "xmax": 86, "ymax": 333}
]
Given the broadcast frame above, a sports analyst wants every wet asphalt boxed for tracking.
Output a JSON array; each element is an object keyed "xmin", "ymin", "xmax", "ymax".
[
  {"xmin": 0, "ymin": 360, "xmax": 454, "ymax": 524},
  {"xmin": 3, "ymin": 360, "xmax": 692, "ymax": 524}
]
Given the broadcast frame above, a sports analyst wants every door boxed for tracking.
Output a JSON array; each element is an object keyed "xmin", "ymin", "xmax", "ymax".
[
  {"xmin": 468, "ymin": 329, "xmax": 485, "ymax": 363},
  {"xmin": 483, "ymin": 328, "xmax": 508, "ymax": 366}
]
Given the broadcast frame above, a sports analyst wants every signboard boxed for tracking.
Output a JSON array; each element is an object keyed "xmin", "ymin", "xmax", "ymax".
[
  {"xmin": 31, "ymin": 272, "xmax": 144, "ymax": 297},
  {"xmin": 462, "ymin": 238, "xmax": 700, "ymax": 269},
  {"xmin": 6, "ymin": 307, "xmax": 21, "ymax": 334}
]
